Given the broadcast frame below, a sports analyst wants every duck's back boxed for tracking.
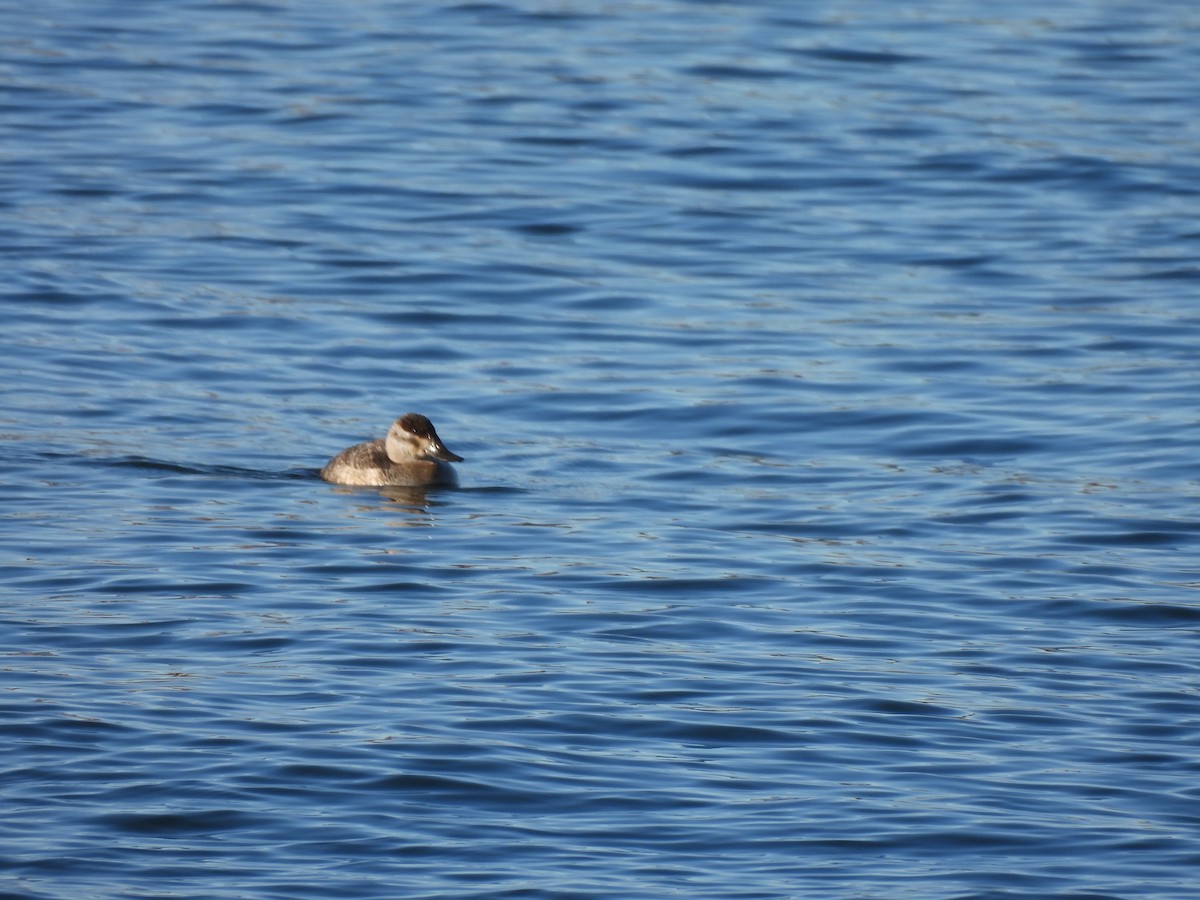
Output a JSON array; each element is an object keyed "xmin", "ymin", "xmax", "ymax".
[{"xmin": 320, "ymin": 439, "xmax": 390, "ymax": 485}]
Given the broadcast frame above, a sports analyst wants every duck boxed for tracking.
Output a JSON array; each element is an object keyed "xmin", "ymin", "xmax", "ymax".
[{"xmin": 321, "ymin": 413, "xmax": 463, "ymax": 487}]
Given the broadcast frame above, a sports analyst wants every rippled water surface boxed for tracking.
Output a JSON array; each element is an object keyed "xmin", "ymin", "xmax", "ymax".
[{"xmin": 3, "ymin": 2, "xmax": 1200, "ymax": 898}]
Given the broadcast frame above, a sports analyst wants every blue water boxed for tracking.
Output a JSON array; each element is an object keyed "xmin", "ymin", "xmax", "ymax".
[{"xmin": 3, "ymin": 2, "xmax": 1200, "ymax": 898}]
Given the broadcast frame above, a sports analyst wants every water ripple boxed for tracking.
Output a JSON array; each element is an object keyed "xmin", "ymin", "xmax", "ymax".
[{"xmin": 3, "ymin": 1, "xmax": 1200, "ymax": 898}]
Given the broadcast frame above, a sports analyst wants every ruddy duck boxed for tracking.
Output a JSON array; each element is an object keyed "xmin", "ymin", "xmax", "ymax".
[{"xmin": 321, "ymin": 413, "xmax": 463, "ymax": 487}]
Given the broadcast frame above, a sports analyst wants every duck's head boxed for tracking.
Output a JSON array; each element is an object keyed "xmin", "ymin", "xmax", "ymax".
[{"xmin": 385, "ymin": 413, "xmax": 464, "ymax": 464}]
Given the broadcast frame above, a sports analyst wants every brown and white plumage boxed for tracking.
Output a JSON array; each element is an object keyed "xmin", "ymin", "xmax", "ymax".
[{"xmin": 321, "ymin": 413, "xmax": 463, "ymax": 487}]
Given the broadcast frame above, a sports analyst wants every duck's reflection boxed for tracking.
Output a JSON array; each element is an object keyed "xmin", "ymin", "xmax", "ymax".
[
  {"xmin": 320, "ymin": 481, "xmax": 451, "ymax": 524},
  {"xmin": 378, "ymin": 484, "xmax": 439, "ymax": 507}
]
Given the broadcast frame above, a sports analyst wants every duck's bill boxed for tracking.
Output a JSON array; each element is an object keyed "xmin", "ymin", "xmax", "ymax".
[{"xmin": 431, "ymin": 443, "xmax": 464, "ymax": 463}]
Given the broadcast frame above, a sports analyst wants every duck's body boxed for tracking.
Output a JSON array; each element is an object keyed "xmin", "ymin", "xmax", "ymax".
[{"xmin": 321, "ymin": 413, "xmax": 462, "ymax": 487}]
